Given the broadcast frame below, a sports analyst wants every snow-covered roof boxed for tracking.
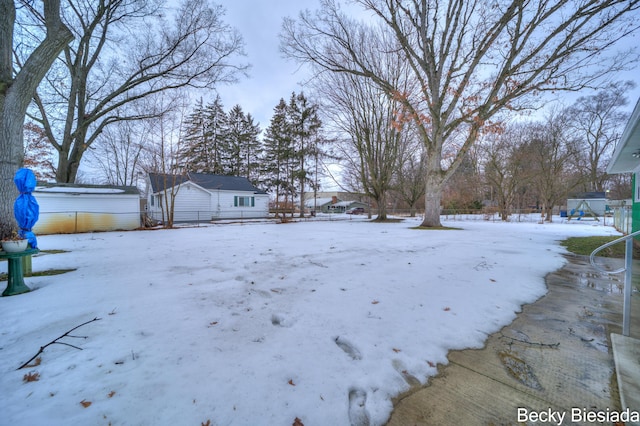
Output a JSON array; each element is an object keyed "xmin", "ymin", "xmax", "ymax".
[
  {"xmin": 34, "ymin": 183, "xmax": 139, "ymax": 195},
  {"xmin": 304, "ymin": 197, "xmax": 336, "ymax": 207},
  {"xmin": 331, "ymin": 200, "xmax": 358, "ymax": 207},
  {"xmin": 36, "ymin": 187, "xmax": 125, "ymax": 194}
]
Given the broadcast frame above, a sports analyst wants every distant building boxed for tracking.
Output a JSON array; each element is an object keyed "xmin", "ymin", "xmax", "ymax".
[
  {"xmin": 304, "ymin": 195, "xmax": 369, "ymax": 214},
  {"xmin": 303, "ymin": 191, "xmax": 371, "ymax": 213}
]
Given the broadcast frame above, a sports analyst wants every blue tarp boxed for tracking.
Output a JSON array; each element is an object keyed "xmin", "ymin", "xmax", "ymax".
[{"xmin": 13, "ymin": 168, "xmax": 39, "ymax": 249}]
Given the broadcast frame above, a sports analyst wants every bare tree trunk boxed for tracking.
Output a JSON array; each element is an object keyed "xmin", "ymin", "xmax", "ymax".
[
  {"xmin": 500, "ymin": 200, "xmax": 509, "ymax": 221},
  {"xmin": 0, "ymin": 0, "xmax": 72, "ymax": 237},
  {"xmin": 282, "ymin": 0, "xmax": 640, "ymax": 232},
  {"xmin": 375, "ymin": 191, "xmax": 388, "ymax": 221},
  {"xmin": 420, "ymin": 169, "xmax": 444, "ymax": 228},
  {"xmin": 55, "ymin": 153, "xmax": 81, "ymax": 183}
]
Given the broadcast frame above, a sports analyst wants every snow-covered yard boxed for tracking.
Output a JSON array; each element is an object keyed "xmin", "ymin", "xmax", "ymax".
[{"xmin": 0, "ymin": 216, "xmax": 619, "ymax": 425}]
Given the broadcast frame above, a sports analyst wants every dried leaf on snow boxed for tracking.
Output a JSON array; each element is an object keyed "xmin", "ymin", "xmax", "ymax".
[{"xmin": 23, "ymin": 371, "xmax": 40, "ymax": 382}]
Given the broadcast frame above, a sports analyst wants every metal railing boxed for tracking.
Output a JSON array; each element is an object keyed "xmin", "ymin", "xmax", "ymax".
[{"xmin": 589, "ymin": 229, "xmax": 640, "ymax": 336}]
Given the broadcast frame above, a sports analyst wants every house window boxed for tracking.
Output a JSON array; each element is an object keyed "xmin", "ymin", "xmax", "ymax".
[{"xmin": 234, "ymin": 196, "xmax": 255, "ymax": 207}]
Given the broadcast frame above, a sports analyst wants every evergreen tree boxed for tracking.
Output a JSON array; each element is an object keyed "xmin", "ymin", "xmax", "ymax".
[
  {"xmin": 287, "ymin": 92, "xmax": 321, "ymax": 217},
  {"xmin": 178, "ymin": 96, "xmax": 228, "ymax": 174},
  {"xmin": 225, "ymin": 104, "xmax": 261, "ymax": 181},
  {"xmin": 242, "ymin": 112, "xmax": 262, "ymax": 184},
  {"xmin": 204, "ymin": 96, "xmax": 229, "ymax": 175},
  {"xmin": 178, "ymin": 97, "xmax": 207, "ymax": 171},
  {"xmin": 263, "ymin": 99, "xmax": 295, "ymax": 217}
]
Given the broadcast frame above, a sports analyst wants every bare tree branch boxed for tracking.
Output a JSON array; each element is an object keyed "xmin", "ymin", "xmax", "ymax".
[
  {"xmin": 17, "ymin": 317, "xmax": 102, "ymax": 370},
  {"xmin": 281, "ymin": 0, "xmax": 640, "ymax": 227},
  {"xmin": 23, "ymin": 0, "xmax": 248, "ymax": 183}
]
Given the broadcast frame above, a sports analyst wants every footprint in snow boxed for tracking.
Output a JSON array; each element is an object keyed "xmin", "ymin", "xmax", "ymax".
[
  {"xmin": 335, "ymin": 336, "xmax": 362, "ymax": 360},
  {"xmin": 391, "ymin": 359, "xmax": 421, "ymax": 386},
  {"xmin": 271, "ymin": 313, "xmax": 295, "ymax": 328},
  {"xmin": 348, "ymin": 387, "xmax": 370, "ymax": 426}
]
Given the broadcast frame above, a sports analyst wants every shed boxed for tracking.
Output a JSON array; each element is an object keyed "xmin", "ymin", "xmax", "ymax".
[
  {"xmin": 147, "ymin": 172, "xmax": 269, "ymax": 222},
  {"xmin": 33, "ymin": 183, "xmax": 141, "ymax": 234}
]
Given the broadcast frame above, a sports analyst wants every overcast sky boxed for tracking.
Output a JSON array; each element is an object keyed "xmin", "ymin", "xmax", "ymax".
[
  {"xmin": 214, "ymin": 0, "xmax": 640, "ymax": 132},
  {"xmin": 214, "ymin": 0, "xmax": 318, "ymax": 130}
]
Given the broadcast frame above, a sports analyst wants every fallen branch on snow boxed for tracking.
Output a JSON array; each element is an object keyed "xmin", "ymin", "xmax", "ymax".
[{"xmin": 17, "ymin": 317, "xmax": 102, "ymax": 370}]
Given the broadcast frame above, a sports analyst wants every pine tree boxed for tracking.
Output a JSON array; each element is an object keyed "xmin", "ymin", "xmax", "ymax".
[
  {"xmin": 287, "ymin": 92, "xmax": 321, "ymax": 217},
  {"xmin": 225, "ymin": 105, "xmax": 261, "ymax": 181},
  {"xmin": 204, "ymin": 96, "xmax": 229, "ymax": 174},
  {"xmin": 263, "ymin": 99, "xmax": 295, "ymax": 217},
  {"xmin": 242, "ymin": 112, "xmax": 262, "ymax": 184},
  {"xmin": 178, "ymin": 98, "xmax": 208, "ymax": 172},
  {"xmin": 178, "ymin": 96, "xmax": 228, "ymax": 174}
]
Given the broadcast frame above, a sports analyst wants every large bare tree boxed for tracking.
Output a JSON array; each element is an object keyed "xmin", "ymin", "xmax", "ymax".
[
  {"xmin": 139, "ymin": 92, "xmax": 189, "ymax": 228},
  {"xmin": 319, "ymin": 71, "xmax": 407, "ymax": 220},
  {"xmin": 394, "ymin": 140, "xmax": 426, "ymax": 217},
  {"xmin": 519, "ymin": 110, "xmax": 581, "ymax": 222},
  {"xmin": 281, "ymin": 0, "xmax": 640, "ymax": 227},
  {"xmin": 24, "ymin": 0, "xmax": 247, "ymax": 183},
  {"xmin": 481, "ymin": 123, "xmax": 530, "ymax": 221},
  {"xmin": 0, "ymin": 0, "xmax": 72, "ymax": 238},
  {"xmin": 565, "ymin": 80, "xmax": 635, "ymax": 192},
  {"xmin": 88, "ymin": 120, "xmax": 145, "ymax": 187}
]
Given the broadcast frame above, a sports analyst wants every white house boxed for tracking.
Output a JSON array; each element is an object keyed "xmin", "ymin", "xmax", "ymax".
[
  {"xmin": 146, "ymin": 172, "xmax": 269, "ymax": 222},
  {"xmin": 304, "ymin": 195, "xmax": 369, "ymax": 214},
  {"xmin": 304, "ymin": 197, "xmax": 338, "ymax": 213},
  {"xmin": 33, "ymin": 183, "xmax": 141, "ymax": 234}
]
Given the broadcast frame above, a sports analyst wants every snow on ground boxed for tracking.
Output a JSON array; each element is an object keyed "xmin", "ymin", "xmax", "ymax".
[{"xmin": 0, "ymin": 215, "xmax": 620, "ymax": 426}]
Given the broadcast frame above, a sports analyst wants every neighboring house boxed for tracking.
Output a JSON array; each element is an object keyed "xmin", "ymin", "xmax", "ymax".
[
  {"xmin": 146, "ymin": 172, "xmax": 269, "ymax": 222},
  {"xmin": 304, "ymin": 197, "xmax": 339, "ymax": 214},
  {"xmin": 327, "ymin": 200, "xmax": 369, "ymax": 213},
  {"xmin": 304, "ymin": 196, "xmax": 369, "ymax": 214},
  {"xmin": 33, "ymin": 183, "xmax": 140, "ymax": 234},
  {"xmin": 607, "ymin": 97, "xmax": 640, "ymax": 233}
]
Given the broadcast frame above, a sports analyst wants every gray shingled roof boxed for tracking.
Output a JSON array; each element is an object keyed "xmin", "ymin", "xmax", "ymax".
[{"xmin": 148, "ymin": 172, "xmax": 267, "ymax": 194}]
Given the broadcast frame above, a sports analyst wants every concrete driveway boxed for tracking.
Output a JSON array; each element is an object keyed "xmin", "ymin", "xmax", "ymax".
[{"xmin": 387, "ymin": 253, "xmax": 640, "ymax": 425}]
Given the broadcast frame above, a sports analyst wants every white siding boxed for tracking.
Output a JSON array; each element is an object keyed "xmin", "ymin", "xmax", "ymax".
[
  {"xmin": 172, "ymin": 182, "xmax": 211, "ymax": 222},
  {"xmin": 211, "ymin": 191, "xmax": 269, "ymax": 219},
  {"xmin": 148, "ymin": 181, "xmax": 269, "ymax": 223},
  {"xmin": 33, "ymin": 190, "xmax": 140, "ymax": 234}
]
